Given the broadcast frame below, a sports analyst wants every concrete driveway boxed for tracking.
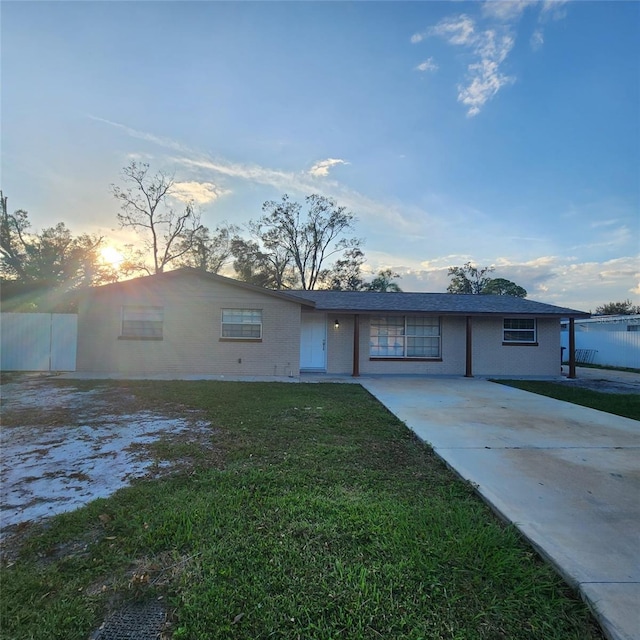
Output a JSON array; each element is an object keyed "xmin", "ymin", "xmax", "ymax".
[{"xmin": 360, "ymin": 376, "xmax": 640, "ymax": 640}]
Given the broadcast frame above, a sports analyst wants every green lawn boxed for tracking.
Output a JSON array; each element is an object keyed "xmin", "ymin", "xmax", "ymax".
[
  {"xmin": 1, "ymin": 381, "xmax": 603, "ymax": 639},
  {"xmin": 495, "ymin": 380, "xmax": 640, "ymax": 421}
]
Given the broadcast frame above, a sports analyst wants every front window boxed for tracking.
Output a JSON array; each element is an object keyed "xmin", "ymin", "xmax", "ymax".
[
  {"xmin": 370, "ymin": 316, "xmax": 440, "ymax": 358},
  {"xmin": 221, "ymin": 309, "xmax": 262, "ymax": 339},
  {"xmin": 121, "ymin": 306, "xmax": 164, "ymax": 339},
  {"xmin": 503, "ymin": 318, "xmax": 536, "ymax": 343}
]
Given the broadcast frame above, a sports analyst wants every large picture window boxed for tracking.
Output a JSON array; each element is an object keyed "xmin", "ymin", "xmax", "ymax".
[
  {"xmin": 370, "ymin": 316, "xmax": 440, "ymax": 358},
  {"xmin": 221, "ymin": 309, "xmax": 262, "ymax": 339},
  {"xmin": 503, "ymin": 318, "xmax": 536, "ymax": 343},
  {"xmin": 121, "ymin": 306, "xmax": 164, "ymax": 340}
]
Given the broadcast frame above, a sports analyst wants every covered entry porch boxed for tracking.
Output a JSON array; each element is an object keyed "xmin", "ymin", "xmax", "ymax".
[{"xmin": 298, "ymin": 308, "xmax": 580, "ymax": 380}]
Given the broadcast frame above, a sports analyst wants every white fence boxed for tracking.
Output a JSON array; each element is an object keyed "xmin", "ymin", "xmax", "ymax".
[
  {"xmin": 0, "ymin": 313, "xmax": 77, "ymax": 371},
  {"xmin": 561, "ymin": 330, "xmax": 640, "ymax": 369}
]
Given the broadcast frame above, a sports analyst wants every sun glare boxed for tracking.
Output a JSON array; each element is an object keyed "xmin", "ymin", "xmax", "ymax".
[{"xmin": 100, "ymin": 246, "xmax": 124, "ymax": 269}]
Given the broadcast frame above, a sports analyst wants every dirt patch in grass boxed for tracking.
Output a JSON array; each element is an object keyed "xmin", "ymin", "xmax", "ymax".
[
  {"xmin": 0, "ymin": 375, "xmax": 221, "ymax": 542},
  {"xmin": 561, "ymin": 376, "xmax": 639, "ymax": 395},
  {"xmin": 495, "ymin": 378, "xmax": 640, "ymax": 420}
]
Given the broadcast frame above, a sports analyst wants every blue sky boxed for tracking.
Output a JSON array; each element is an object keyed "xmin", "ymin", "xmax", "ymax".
[{"xmin": 2, "ymin": 0, "xmax": 638, "ymax": 311}]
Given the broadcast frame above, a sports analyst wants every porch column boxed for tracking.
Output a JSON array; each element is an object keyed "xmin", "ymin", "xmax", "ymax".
[
  {"xmin": 465, "ymin": 316, "xmax": 473, "ymax": 378},
  {"xmin": 352, "ymin": 314, "xmax": 360, "ymax": 377},
  {"xmin": 568, "ymin": 317, "xmax": 576, "ymax": 379}
]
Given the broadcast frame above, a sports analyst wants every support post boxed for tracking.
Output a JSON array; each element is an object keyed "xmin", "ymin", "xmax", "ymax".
[
  {"xmin": 465, "ymin": 316, "xmax": 473, "ymax": 377},
  {"xmin": 568, "ymin": 317, "xmax": 576, "ymax": 379},
  {"xmin": 352, "ymin": 314, "xmax": 360, "ymax": 377}
]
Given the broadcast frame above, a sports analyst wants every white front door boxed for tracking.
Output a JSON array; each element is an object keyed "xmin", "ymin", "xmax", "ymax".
[{"xmin": 300, "ymin": 314, "xmax": 327, "ymax": 370}]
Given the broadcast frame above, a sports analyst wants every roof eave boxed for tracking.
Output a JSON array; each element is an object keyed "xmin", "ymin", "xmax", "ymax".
[{"xmin": 306, "ymin": 307, "xmax": 589, "ymax": 317}]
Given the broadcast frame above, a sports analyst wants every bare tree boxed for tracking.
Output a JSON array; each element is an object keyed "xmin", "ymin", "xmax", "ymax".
[
  {"xmin": 178, "ymin": 223, "xmax": 239, "ymax": 274},
  {"xmin": 320, "ymin": 246, "xmax": 366, "ymax": 291},
  {"xmin": 231, "ymin": 234, "xmax": 298, "ymax": 289},
  {"xmin": 0, "ymin": 193, "xmax": 30, "ymax": 282},
  {"xmin": 253, "ymin": 194, "xmax": 362, "ymax": 290},
  {"xmin": 111, "ymin": 161, "xmax": 202, "ymax": 274}
]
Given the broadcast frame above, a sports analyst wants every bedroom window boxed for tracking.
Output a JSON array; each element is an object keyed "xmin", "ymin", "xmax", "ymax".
[
  {"xmin": 120, "ymin": 306, "xmax": 164, "ymax": 340},
  {"xmin": 370, "ymin": 316, "xmax": 440, "ymax": 358},
  {"xmin": 221, "ymin": 309, "xmax": 262, "ymax": 339},
  {"xmin": 503, "ymin": 318, "xmax": 536, "ymax": 343}
]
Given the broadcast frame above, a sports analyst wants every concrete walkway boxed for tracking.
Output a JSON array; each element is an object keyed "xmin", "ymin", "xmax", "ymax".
[{"xmin": 359, "ymin": 376, "xmax": 640, "ymax": 640}]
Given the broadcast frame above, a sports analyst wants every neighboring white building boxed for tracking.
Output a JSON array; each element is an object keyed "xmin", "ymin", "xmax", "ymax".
[
  {"xmin": 561, "ymin": 315, "xmax": 640, "ymax": 332},
  {"xmin": 561, "ymin": 315, "xmax": 640, "ymax": 369}
]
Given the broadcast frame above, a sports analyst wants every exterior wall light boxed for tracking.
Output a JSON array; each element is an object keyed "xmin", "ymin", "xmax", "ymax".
[{"xmin": 334, "ymin": 319, "xmax": 340, "ymax": 329}]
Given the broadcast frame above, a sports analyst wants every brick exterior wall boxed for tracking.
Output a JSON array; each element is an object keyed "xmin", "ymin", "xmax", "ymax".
[
  {"xmin": 471, "ymin": 317, "xmax": 560, "ymax": 377},
  {"xmin": 325, "ymin": 313, "xmax": 356, "ymax": 374},
  {"xmin": 76, "ymin": 276, "xmax": 301, "ymax": 377}
]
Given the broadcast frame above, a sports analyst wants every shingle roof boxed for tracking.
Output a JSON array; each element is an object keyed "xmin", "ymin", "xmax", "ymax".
[
  {"xmin": 82, "ymin": 267, "xmax": 316, "ymax": 307},
  {"xmin": 83, "ymin": 268, "xmax": 588, "ymax": 317},
  {"xmin": 286, "ymin": 290, "xmax": 589, "ymax": 317}
]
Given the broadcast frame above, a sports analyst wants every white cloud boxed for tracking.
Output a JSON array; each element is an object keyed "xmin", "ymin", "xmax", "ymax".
[
  {"xmin": 467, "ymin": 32, "xmax": 515, "ymax": 114},
  {"xmin": 599, "ymin": 267, "xmax": 637, "ymax": 281},
  {"xmin": 171, "ymin": 181, "xmax": 228, "ymax": 205},
  {"xmin": 413, "ymin": 1, "xmax": 570, "ymax": 116},
  {"xmin": 176, "ymin": 155, "xmax": 309, "ymax": 192},
  {"xmin": 530, "ymin": 28, "xmax": 544, "ymax": 50},
  {"xmin": 571, "ymin": 225, "xmax": 632, "ymax": 251},
  {"xmin": 482, "ymin": 0, "xmax": 537, "ymax": 22},
  {"xmin": 309, "ymin": 158, "xmax": 348, "ymax": 178},
  {"xmin": 415, "ymin": 57, "xmax": 438, "ymax": 73},
  {"xmin": 419, "ymin": 254, "xmax": 475, "ymax": 270},
  {"xmin": 88, "ymin": 115, "xmax": 194, "ymax": 155},
  {"xmin": 458, "ymin": 33, "xmax": 516, "ymax": 116},
  {"xmin": 503, "ymin": 256, "xmax": 640, "ymax": 310},
  {"xmin": 541, "ymin": 0, "xmax": 569, "ymax": 21},
  {"xmin": 482, "ymin": 0, "xmax": 568, "ymax": 23},
  {"xmin": 429, "ymin": 14, "xmax": 476, "ymax": 46},
  {"xmin": 530, "ymin": 0, "xmax": 569, "ymax": 50},
  {"xmin": 173, "ymin": 154, "xmax": 422, "ymax": 232},
  {"xmin": 590, "ymin": 218, "xmax": 620, "ymax": 229},
  {"xmin": 418, "ymin": 14, "xmax": 515, "ymax": 116}
]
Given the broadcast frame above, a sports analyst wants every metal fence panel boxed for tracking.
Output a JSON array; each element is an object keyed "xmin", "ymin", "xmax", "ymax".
[
  {"xmin": 0, "ymin": 313, "xmax": 77, "ymax": 371},
  {"xmin": 561, "ymin": 330, "xmax": 640, "ymax": 369},
  {"xmin": 51, "ymin": 314, "xmax": 77, "ymax": 371}
]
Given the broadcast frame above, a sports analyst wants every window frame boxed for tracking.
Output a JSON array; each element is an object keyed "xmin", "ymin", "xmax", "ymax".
[
  {"xmin": 220, "ymin": 308, "xmax": 263, "ymax": 341},
  {"xmin": 502, "ymin": 318, "xmax": 537, "ymax": 345},
  {"xmin": 369, "ymin": 315, "xmax": 441, "ymax": 360},
  {"xmin": 119, "ymin": 305, "xmax": 164, "ymax": 341}
]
